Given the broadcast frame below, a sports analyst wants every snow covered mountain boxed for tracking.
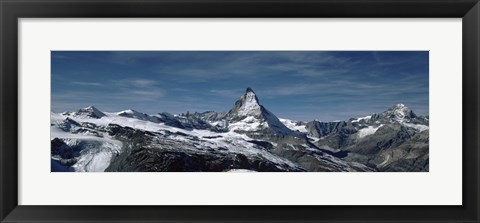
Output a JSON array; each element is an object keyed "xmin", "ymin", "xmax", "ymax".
[
  {"xmin": 63, "ymin": 105, "xmax": 106, "ymax": 118},
  {"xmin": 51, "ymin": 88, "xmax": 428, "ymax": 172},
  {"xmin": 226, "ymin": 87, "xmax": 296, "ymax": 136},
  {"xmin": 304, "ymin": 103, "xmax": 429, "ymax": 171}
]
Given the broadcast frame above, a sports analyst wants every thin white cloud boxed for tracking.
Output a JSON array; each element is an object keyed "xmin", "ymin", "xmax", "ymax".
[
  {"xmin": 208, "ymin": 89, "xmax": 244, "ymax": 98},
  {"xmin": 71, "ymin": 81, "xmax": 103, "ymax": 86},
  {"xmin": 130, "ymin": 90, "xmax": 164, "ymax": 98},
  {"xmin": 131, "ymin": 79, "xmax": 156, "ymax": 87},
  {"xmin": 112, "ymin": 78, "xmax": 158, "ymax": 87}
]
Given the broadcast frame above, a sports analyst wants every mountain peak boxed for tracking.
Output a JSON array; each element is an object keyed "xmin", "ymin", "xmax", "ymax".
[
  {"xmin": 227, "ymin": 88, "xmax": 261, "ymax": 119},
  {"xmin": 244, "ymin": 87, "xmax": 258, "ymax": 103},
  {"xmin": 76, "ymin": 106, "xmax": 105, "ymax": 118},
  {"xmin": 388, "ymin": 103, "xmax": 410, "ymax": 112},
  {"xmin": 393, "ymin": 103, "xmax": 406, "ymax": 109},
  {"xmin": 225, "ymin": 88, "xmax": 295, "ymax": 136},
  {"xmin": 383, "ymin": 103, "xmax": 416, "ymax": 121}
]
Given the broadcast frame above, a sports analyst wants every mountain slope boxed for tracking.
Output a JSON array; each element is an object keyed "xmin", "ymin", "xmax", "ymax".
[{"xmin": 305, "ymin": 104, "xmax": 429, "ymax": 171}]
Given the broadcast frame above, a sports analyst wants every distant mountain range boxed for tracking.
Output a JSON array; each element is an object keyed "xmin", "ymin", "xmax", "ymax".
[{"xmin": 51, "ymin": 87, "xmax": 429, "ymax": 172}]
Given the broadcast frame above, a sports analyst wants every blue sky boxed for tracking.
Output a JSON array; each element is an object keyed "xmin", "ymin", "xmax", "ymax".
[{"xmin": 51, "ymin": 51, "xmax": 428, "ymax": 121}]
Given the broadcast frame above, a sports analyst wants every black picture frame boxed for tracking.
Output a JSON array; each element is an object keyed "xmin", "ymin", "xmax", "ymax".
[{"xmin": 1, "ymin": 0, "xmax": 479, "ymax": 222}]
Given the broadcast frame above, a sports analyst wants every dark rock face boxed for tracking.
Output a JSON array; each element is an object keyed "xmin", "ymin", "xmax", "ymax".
[
  {"xmin": 373, "ymin": 130, "xmax": 429, "ymax": 172},
  {"xmin": 189, "ymin": 111, "xmax": 227, "ymax": 123},
  {"xmin": 345, "ymin": 124, "xmax": 416, "ymax": 155},
  {"xmin": 50, "ymin": 138, "xmax": 81, "ymax": 169},
  {"xmin": 248, "ymin": 140, "xmax": 274, "ymax": 150},
  {"xmin": 156, "ymin": 112, "xmax": 184, "ymax": 128},
  {"xmin": 306, "ymin": 121, "xmax": 349, "ymax": 138},
  {"xmin": 306, "ymin": 121, "xmax": 358, "ymax": 148},
  {"xmin": 123, "ymin": 148, "xmax": 288, "ymax": 172},
  {"xmin": 154, "ymin": 112, "xmax": 228, "ymax": 132},
  {"xmin": 51, "ymin": 138, "xmax": 80, "ymax": 160},
  {"xmin": 102, "ymin": 124, "xmax": 304, "ymax": 172},
  {"xmin": 58, "ymin": 118, "xmax": 81, "ymax": 131}
]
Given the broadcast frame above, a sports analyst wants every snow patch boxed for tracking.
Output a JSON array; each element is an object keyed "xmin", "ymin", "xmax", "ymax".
[
  {"xmin": 279, "ymin": 118, "xmax": 307, "ymax": 132},
  {"xmin": 403, "ymin": 123, "xmax": 429, "ymax": 132},
  {"xmin": 352, "ymin": 115, "xmax": 372, "ymax": 123},
  {"xmin": 228, "ymin": 116, "xmax": 265, "ymax": 131},
  {"xmin": 307, "ymin": 135, "xmax": 321, "ymax": 142},
  {"xmin": 357, "ymin": 125, "xmax": 384, "ymax": 138}
]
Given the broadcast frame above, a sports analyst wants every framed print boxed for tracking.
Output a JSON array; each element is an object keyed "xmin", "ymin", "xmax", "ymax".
[
  {"xmin": 1, "ymin": 0, "xmax": 479, "ymax": 222},
  {"xmin": 49, "ymin": 50, "xmax": 430, "ymax": 173}
]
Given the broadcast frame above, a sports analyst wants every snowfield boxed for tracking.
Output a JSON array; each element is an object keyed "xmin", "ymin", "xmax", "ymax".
[
  {"xmin": 51, "ymin": 126, "xmax": 122, "ymax": 172},
  {"xmin": 351, "ymin": 115, "xmax": 372, "ymax": 123},
  {"xmin": 279, "ymin": 118, "xmax": 307, "ymax": 133},
  {"xmin": 357, "ymin": 125, "xmax": 384, "ymax": 138},
  {"xmin": 402, "ymin": 123, "xmax": 429, "ymax": 132},
  {"xmin": 51, "ymin": 110, "xmax": 300, "ymax": 171}
]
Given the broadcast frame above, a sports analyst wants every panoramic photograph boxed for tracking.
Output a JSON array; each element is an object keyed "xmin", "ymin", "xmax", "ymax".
[{"xmin": 51, "ymin": 51, "xmax": 429, "ymax": 172}]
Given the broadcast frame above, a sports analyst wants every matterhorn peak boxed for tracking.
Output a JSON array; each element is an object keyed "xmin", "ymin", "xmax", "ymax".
[
  {"xmin": 225, "ymin": 88, "xmax": 295, "ymax": 135},
  {"xmin": 244, "ymin": 87, "xmax": 260, "ymax": 104},
  {"xmin": 226, "ymin": 87, "xmax": 262, "ymax": 119}
]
